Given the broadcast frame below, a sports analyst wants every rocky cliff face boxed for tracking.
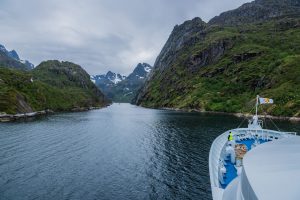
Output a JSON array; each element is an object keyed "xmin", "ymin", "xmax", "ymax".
[
  {"xmin": 209, "ymin": 0, "xmax": 300, "ymax": 26},
  {"xmin": 152, "ymin": 18, "xmax": 207, "ymax": 73},
  {"xmin": 135, "ymin": 0, "xmax": 300, "ymax": 117}
]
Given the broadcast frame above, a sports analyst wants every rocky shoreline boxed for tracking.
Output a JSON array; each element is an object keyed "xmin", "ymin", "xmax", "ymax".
[
  {"xmin": 161, "ymin": 107, "xmax": 300, "ymax": 122},
  {"xmin": 0, "ymin": 110, "xmax": 54, "ymax": 122},
  {"xmin": 0, "ymin": 106, "xmax": 109, "ymax": 122}
]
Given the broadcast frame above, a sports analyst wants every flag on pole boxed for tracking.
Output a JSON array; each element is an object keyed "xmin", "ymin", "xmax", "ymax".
[{"xmin": 259, "ymin": 97, "xmax": 274, "ymax": 104}]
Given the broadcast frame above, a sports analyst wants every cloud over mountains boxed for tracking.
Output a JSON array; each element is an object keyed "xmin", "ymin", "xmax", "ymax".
[{"xmin": 0, "ymin": 0, "xmax": 249, "ymax": 74}]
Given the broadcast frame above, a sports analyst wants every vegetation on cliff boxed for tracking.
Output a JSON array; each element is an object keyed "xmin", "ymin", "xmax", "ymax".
[
  {"xmin": 135, "ymin": 0, "xmax": 300, "ymax": 117},
  {"xmin": 0, "ymin": 60, "xmax": 110, "ymax": 114}
]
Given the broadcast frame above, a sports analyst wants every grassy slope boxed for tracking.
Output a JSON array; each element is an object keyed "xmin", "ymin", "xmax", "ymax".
[
  {"xmin": 0, "ymin": 61, "xmax": 109, "ymax": 114},
  {"xmin": 140, "ymin": 18, "xmax": 300, "ymax": 117}
]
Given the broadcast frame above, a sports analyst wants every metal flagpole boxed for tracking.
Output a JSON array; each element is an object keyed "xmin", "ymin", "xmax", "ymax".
[
  {"xmin": 255, "ymin": 95, "xmax": 259, "ymax": 117},
  {"xmin": 255, "ymin": 95, "xmax": 259, "ymax": 140}
]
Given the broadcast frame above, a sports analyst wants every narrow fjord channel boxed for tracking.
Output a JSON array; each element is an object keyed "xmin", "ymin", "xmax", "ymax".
[{"xmin": 1, "ymin": 104, "xmax": 299, "ymax": 200}]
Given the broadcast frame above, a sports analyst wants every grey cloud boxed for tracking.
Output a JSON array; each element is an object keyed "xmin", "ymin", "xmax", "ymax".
[{"xmin": 0, "ymin": 0, "xmax": 250, "ymax": 75}]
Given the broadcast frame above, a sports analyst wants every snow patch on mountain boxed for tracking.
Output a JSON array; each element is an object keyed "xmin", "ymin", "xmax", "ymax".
[
  {"xmin": 144, "ymin": 66, "xmax": 151, "ymax": 73},
  {"xmin": 0, "ymin": 44, "xmax": 34, "ymax": 69},
  {"xmin": 91, "ymin": 63, "xmax": 153, "ymax": 102},
  {"xmin": 90, "ymin": 71, "xmax": 126, "ymax": 85}
]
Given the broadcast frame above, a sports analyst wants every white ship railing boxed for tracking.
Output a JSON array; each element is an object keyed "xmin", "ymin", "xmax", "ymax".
[
  {"xmin": 209, "ymin": 131, "xmax": 228, "ymax": 188},
  {"xmin": 209, "ymin": 128, "xmax": 296, "ymax": 200},
  {"xmin": 209, "ymin": 130, "xmax": 229, "ymax": 200}
]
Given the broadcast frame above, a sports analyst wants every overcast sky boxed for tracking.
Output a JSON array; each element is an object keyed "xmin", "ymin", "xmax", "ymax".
[{"xmin": 0, "ymin": 0, "xmax": 250, "ymax": 75}]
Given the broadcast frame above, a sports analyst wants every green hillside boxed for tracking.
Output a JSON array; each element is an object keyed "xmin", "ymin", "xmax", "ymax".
[
  {"xmin": 0, "ymin": 61, "xmax": 110, "ymax": 114},
  {"xmin": 135, "ymin": 0, "xmax": 300, "ymax": 117}
]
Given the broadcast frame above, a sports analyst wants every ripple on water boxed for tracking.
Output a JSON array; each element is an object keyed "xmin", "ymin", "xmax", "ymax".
[{"xmin": 0, "ymin": 104, "xmax": 299, "ymax": 200}]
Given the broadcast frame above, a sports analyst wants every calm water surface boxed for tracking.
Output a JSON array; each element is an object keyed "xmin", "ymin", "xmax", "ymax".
[{"xmin": 0, "ymin": 104, "xmax": 299, "ymax": 200}]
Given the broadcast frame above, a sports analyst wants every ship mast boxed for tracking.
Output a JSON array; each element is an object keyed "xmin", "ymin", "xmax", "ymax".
[
  {"xmin": 248, "ymin": 95, "xmax": 261, "ymax": 129},
  {"xmin": 255, "ymin": 95, "xmax": 259, "ymax": 117}
]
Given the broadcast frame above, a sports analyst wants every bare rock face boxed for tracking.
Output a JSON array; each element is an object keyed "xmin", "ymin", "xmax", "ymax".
[
  {"xmin": 16, "ymin": 93, "xmax": 34, "ymax": 113},
  {"xmin": 186, "ymin": 39, "xmax": 235, "ymax": 73},
  {"xmin": 134, "ymin": 18, "xmax": 207, "ymax": 104},
  {"xmin": 134, "ymin": 17, "xmax": 236, "ymax": 105},
  {"xmin": 153, "ymin": 17, "xmax": 207, "ymax": 72},
  {"xmin": 209, "ymin": 0, "xmax": 300, "ymax": 26}
]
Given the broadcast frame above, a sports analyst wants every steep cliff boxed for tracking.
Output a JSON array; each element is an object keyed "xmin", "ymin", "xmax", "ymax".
[{"xmin": 135, "ymin": 0, "xmax": 300, "ymax": 117}]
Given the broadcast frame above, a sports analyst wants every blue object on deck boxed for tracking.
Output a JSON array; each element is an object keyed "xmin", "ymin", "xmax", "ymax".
[
  {"xmin": 221, "ymin": 156, "xmax": 237, "ymax": 188},
  {"xmin": 238, "ymin": 139, "xmax": 268, "ymax": 150},
  {"xmin": 221, "ymin": 138, "xmax": 269, "ymax": 189}
]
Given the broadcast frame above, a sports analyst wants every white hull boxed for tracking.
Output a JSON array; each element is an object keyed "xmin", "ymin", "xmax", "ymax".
[{"xmin": 209, "ymin": 128, "xmax": 297, "ymax": 200}]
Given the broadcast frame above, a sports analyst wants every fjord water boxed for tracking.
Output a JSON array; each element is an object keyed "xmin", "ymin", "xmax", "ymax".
[{"xmin": 1, "ymin": 104, "xmax": 299, "ymax": 200}]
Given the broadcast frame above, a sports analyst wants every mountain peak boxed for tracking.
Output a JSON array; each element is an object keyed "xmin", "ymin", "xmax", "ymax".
[
  {"xmin": 152, "ymin": 17, "xmax": 207, "ymax": 71},
  {"xmin": 7, "ymin": 50, "xmax": 20, "ymax": 60},
  {"xmin": 134, "ymin": 0, "xmax": 300, "ymax": 117},
  {"xmin": 0, "ymin": 44, "xmax": 6, "ymax": 52},
  {"xmin": 173, "ymin": 17, "xmax": 206, "ymax": 33},
  {"xmin": 128, "ymin": 63, "xmax": 153, "ymax": 80},
  {"xmin": 209, "ymin": 0, "xmax": 300, "ymax": 26},
  {"xmin": 106, "ymin": 71, "xmax": 125, "ymax": 84},
  {"xmin": 91, "ymin": 70, "xmax": 126, "ymax": 86},
  {"xmin": 106, "ymin": 71, "xmax": 115, "ymax": 77},
  {"xmin": 92, "ymin": 63, "xmax": 153, "ymax": 102},
  {"xmin": 0, "ymin": 43, "xmax": 34, "ymax": 70}
]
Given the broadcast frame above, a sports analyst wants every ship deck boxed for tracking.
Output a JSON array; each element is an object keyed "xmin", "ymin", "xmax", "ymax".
[{"xmin": 221, "ymin": 138, "xmax": 269, "ymax": 189}]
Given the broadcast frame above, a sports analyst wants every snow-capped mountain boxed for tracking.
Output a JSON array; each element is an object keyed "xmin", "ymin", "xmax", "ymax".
[
  {"xmin": 0, "ymin": 44, "xmax": 34, "ymax": 70},
  {"xmin": 91, "ymin": 71, "xmax": 126, "ymax": 86},
  {"xmin": 106, "ymin": 71, "xmax": 126, "ymax": 84},
  {"xmin": 91, "ymin": 63, "xmax": 153, "ymax": 102},
  {"xmin": 127, "ymin": 63, "xmax": 152, "ymax": 81}
]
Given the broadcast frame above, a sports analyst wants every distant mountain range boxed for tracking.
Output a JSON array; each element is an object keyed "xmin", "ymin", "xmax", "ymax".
[
  {"xmin": 135, "ymin": 0, "xmax": 300, "ymax": 117},
  {"xmin": 0, "ymin": 44, "xmax": 34, "ymax": 70},
  {"xmin": 91, "ymin": 71, "xmax": 126, "ymax": 86},
  {"xmin": 91, "ymin": 63, "xmax": 152, "ymax": 102}
]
